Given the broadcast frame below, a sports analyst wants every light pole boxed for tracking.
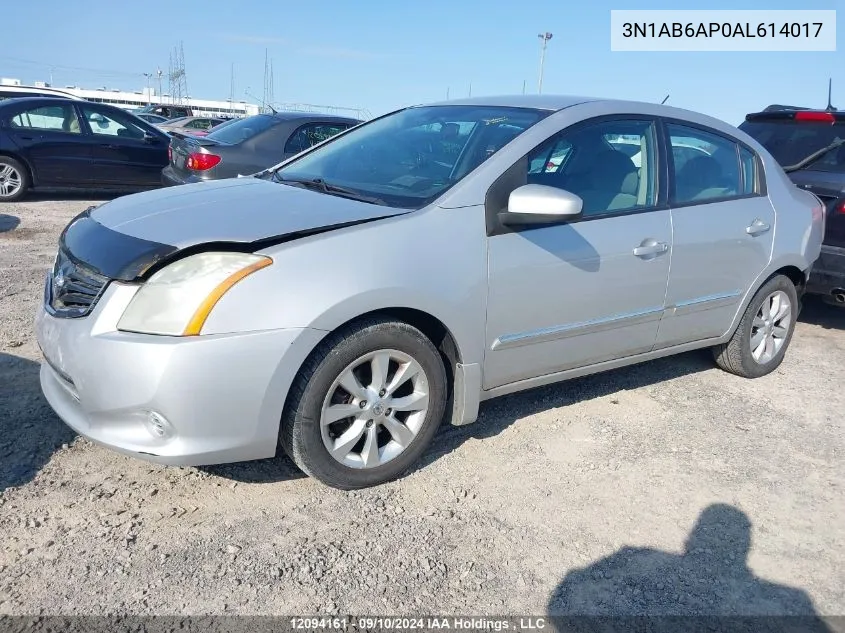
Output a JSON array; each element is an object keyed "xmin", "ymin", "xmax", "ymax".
[
  {"xmin": 537, "ymin": 32, "xmax": 553, "ymax": 94},
  {"xmin": 156, "ymin": 68, "xmax": 163, "ymax": 103},
  {"xmin": 143, "ymin": 73, "xmax": 152, "ymax": 105}
]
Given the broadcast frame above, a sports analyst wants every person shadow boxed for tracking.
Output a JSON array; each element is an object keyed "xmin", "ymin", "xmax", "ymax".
[{"xmin": 547, "ymin": 504, "xmax": 835, "ymax": 633}]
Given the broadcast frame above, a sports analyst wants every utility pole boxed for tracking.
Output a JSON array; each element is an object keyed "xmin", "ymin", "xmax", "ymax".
[
  {"xmin": 522, "ymin": 79, "xmax": 526, "ymax": 95},
  {"xmin": 468, "ymin": 81, "xmax": 472, "ymax": 97},
  {"xmin": 537, "ymin": 32, "xmax": 553, "ymax": 94}
]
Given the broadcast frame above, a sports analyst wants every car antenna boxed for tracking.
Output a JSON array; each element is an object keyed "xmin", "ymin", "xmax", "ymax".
[
  {"xmin": 825, "ymin": 78, "xmax": 836, "ymax": 112},
  {"xmin": 660, "ymin": 94, "xmax": 670, "ymax": 104}
]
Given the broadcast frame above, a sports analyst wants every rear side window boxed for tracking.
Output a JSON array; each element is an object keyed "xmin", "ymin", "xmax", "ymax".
[
  {"xmin": 284, "ymin": 123, "xmax": 350, "ymax": 154},
  {"xmin": 207, "ymin": 114, "xmax": 278, "ymax": 144},
  {"xmin": 739, "ymin": 147, "xmax": 758, "ymax": 194},
  {"xmin": 8, "ymin": 104, "xmax": 80, "ymax": 133},
  {"xmin": 667, "ymin": 124, "xmax": 742, "ymax": 204}
]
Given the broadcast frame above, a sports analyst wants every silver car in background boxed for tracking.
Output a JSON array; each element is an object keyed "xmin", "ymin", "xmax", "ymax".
[{"xmin": 35, "ymin": 95, "xmax": 824, "ymax": 489}]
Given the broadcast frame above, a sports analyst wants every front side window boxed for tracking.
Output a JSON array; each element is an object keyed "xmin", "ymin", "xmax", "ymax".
[
  {"xmin": 81, "ymin": 106, "xmax": 146, "ymax": 139},
  {"xmin": 668, "ymin": 124, "xmax": 742, "ymax": 204},
  {"xmin": 524, "ymin": 118, "xmax": 658, "ymax": 217},
  {"xmin": 285, "ymin": 123, "xmax": 351, "ymax": 154},
  {"xmin": 8, "ymin": 104, "xmax": 81, "ymax": 133},
  {"xmin": 274, "ymin": 105, "xmax": 549, "ymax": 209}
]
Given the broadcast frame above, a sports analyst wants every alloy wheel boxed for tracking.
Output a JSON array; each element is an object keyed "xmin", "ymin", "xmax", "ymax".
[
  {"xmin": 0, "ymin": 164, "xmax": 22, "ymax": 199},
  {"xmin": 750, "ymin": 290, "xmax": 792, "ymax": 364},
  {"xmin": 320, "ymin": 349, "xmax": 430, "ymax": 469}
]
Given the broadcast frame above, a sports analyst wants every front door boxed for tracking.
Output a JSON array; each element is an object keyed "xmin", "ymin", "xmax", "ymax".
[
  {"xmin": 484, "ymin": 117, "xmax": 672, "ymax": 390},
  {"xmin": 4, "ymin": 102, "xmax": 92, "ymax": 185},
  {"xmin": 655, "ymin": 121, "xmax": 776, "ymax": 348},
  {"xmin": 78, "ymin": 104, "xmax": 167, "ymax": 187}
]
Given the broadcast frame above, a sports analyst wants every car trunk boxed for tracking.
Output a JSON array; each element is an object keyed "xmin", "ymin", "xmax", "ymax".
[{"xmin": 168, "ymin": 132, "xmax": 230, "ymax": 180}]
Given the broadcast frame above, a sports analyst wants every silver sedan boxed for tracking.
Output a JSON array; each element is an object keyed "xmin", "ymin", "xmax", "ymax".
[{"xmin": 35, "ymin": 95, "xmax": 824, "ymax": 489}]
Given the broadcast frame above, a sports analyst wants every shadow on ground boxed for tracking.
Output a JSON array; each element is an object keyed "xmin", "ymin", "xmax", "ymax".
[
  {"xmin": 800, "ymin": 296, "xmax": 845, "ymax": 330},
  {"xmin": 546, "ymin": 504, "xmax": 834, "ymax": 632},
  {"xmin": 0, "ymin": 352, "xmax": 75, "ymax": 492},
  {"xmin": 0, "ymin": 214, "xmax": 20, "ymax": 233},
  {"xmin": 420, "ymin": 349, "xmax": 715, "ymax": 471}
]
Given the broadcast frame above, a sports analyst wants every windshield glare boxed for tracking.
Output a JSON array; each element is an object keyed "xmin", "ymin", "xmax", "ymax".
[{"xmin": 275, "ymin": 105, "xmax": 549, "ymax": 208}]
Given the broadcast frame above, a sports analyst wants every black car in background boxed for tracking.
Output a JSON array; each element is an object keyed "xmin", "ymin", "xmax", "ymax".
[
  {"xmin": 740, "ymin": 107, "xmax": 845, "ymax": 305},
  {"xmin": 161, "ymin": 111, "xmax": 360, "ymax": 186},
  {"xmin": 0, "ymin": 97, "xmax": 169, "ymax": 201}
]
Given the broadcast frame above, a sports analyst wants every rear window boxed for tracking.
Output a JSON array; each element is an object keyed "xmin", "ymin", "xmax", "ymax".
[
  {"xmin": 207, "ymin": 114, "xmax": 279, "ymax": 144},
  {"xmin": 739, "ymin": 119, "xmax": 845, "ymax": 171}
]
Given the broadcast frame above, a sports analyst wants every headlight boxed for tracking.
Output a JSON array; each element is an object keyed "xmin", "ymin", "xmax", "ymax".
[{"xmin": 117, "ymin": 252, "xmax": 272, "ymax": 336}]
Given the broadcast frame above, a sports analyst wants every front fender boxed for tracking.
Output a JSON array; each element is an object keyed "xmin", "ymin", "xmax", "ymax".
[{"xmin": 200, "ymin": 205, "xmax": 490, "ymax": 368}]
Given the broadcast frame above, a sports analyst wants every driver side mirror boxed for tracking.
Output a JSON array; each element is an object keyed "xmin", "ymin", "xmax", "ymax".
[
  {"xmin": 499, "ymin": 184, "xmax": 583, "ymax": 226},
  {"xmin": 143, "ymin": 131, "xmax": 161, "ymax": 144}
]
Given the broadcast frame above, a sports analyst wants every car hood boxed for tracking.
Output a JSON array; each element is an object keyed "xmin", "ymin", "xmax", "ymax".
[{"xmin": 61, "ymin": 177, "xmax": 411, "ymax": 281}]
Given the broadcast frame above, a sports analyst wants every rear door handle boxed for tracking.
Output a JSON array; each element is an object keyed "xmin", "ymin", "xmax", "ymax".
[
  {"xmin": 746, "ymin": 218, "xmax": 771, "ymax": 236},
  {"xmin": 633, "ymin": 240, "xmax": 669, "ymax": 258},
  {"xmin": 100, "ymin": 143, "xmax": 118, "ymax": 149}
]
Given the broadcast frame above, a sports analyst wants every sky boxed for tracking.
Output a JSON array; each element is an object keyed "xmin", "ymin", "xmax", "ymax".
[{"xmin": 2, "ymin": 0, "xmax": 842, "ymax": 125}]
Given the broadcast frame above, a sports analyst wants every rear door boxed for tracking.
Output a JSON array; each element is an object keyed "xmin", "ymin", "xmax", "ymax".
[
  {"xmin": 3, "ymin": 102, "xmax": 93, "ymax": 185},
  {"xmin": 78, "ymin": 104, "xmax": 168, "ymax": 187},
  {"xmin": 654, "ymin": 120, "xmax": 775, "ymax": 348}
]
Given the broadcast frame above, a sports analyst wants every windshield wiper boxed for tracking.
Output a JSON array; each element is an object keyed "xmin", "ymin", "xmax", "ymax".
[
  {"xmin": 274, "ymin": 175, "xmax": 387, "ymax": 205},
  {"xmin": 783, "ymin": 138, "xmax": 845, "ymax": 173}
]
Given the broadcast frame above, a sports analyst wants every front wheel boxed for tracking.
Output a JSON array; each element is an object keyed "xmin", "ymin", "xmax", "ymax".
[
  {"xmin": 280, "ymin": 317, "xmax": 447, "ymax": 489},
  {"xmin": 712, "ymin": 274, "xmax": 798, "ymax": 378}
]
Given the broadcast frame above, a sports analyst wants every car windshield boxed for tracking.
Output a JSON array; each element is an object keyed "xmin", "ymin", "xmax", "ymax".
[
  {"xmin": 739, "ymin": 119, "xmax": 845, "ymax": 170},
  {"xmin": 207, "ymin": 114, "xmax": 279, "ymax": 144},
  {"xmin": 273, "ymin": 105, "xmax": 549, "ymax": 209}
]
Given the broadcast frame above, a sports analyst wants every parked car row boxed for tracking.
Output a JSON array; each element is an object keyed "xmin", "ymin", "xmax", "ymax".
[
  {"xmin": 0, "ymin": 97, "xmax": 358, "ymax": 201},
  {"xmin": 34, "ymin": 95, "xmax": 825, "ymax": 490}
]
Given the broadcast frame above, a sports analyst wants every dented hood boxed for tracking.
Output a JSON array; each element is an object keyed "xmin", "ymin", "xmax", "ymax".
[{"xmin": 60, "ymin": 178, "xmax": 411, "ymax": 281}]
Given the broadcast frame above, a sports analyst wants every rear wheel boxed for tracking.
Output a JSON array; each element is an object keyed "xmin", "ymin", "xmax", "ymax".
[
  {"xmin": 713, "ymin": 274, "xmax": 798, "ymax": 378},
  {"xmin": 0, "ymin": 157, "xmax": 29, "ymax": 202},
  {"xmin": 280, "ymin": 317, "xmax": 447, "ymax": 489}
]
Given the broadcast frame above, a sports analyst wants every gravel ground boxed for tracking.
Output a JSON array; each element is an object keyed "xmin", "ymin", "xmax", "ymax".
[{"xmin": 0, "ymin": 195, "xmax": 843, "ymax": 618}]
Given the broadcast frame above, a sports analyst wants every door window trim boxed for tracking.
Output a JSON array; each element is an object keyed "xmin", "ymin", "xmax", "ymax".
[
  {"xmin": 484, "ymin": 114, "xmax": 669, "ymax": 237},
  {"xmin": 659, "ymin": 116, "xmax": 768, "ymax": 210}
]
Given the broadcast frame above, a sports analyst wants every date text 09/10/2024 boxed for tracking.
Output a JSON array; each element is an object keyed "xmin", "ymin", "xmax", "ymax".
[{"xmin": 289, "ymin": 617, "xmax": 548, "ymax": 631}]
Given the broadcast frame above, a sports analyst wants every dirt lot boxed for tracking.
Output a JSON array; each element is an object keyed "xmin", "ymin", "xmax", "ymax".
[{"xmin": 0, "ymin": 195, "xmax": 843, "ymax": 618}]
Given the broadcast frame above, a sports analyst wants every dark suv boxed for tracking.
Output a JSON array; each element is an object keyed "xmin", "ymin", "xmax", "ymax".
[{"xmin": 740, "ymin": 107, "xmax": 845, "ymax": 305}]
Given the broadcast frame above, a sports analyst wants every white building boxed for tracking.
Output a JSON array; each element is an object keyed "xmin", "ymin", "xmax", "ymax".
[{"xmin": 1, "ymin": 77, "xmax": 261, "ymax": 118}]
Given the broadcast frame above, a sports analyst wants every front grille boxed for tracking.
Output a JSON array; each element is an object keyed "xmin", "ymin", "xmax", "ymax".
[{"xmin": 46, "ymin": 248, "xmax": 109, "ymax": 318}]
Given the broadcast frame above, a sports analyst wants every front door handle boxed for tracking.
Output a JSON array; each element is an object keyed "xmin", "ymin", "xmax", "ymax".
[
  {"xmin": 746, "ymin": 218, "xmax": 771, "ymax": 236},
  {"xmin": 633, "ymin": 239, "xmax": 669, "ymax": 258}
]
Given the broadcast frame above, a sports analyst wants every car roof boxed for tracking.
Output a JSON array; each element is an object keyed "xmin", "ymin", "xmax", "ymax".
[
  {"xmin": 266, "ymin": 111, "xmax": 361, "ymax": 124},
  {"xmin": 0, "ymin": 96, "xmax": 85, "ymax": 109},
  {"xmin": 423, "ymin": 94, "xmax": 601, "ymax": 111}
]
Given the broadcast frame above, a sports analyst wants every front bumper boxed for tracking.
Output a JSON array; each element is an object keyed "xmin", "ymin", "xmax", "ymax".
[
  {"xmin": 35, "ymin": 280, "xmax": 326, "ymax": 466},
  {"xmin": 806, "ymin": 244, "xmax": 845, "ymax": 299}
]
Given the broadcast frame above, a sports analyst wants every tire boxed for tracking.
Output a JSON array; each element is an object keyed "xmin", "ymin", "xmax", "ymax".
[
  {"xmin": 712, "ymin": 274, "xmax": 798, "ymax": 378},
  {"xmin": 280, "ymin": 317, "xmax": 448, "ymax": 490},
  {"xmin": 0, "ymin": 156, "xmax": 30, "ymax": 202}
]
